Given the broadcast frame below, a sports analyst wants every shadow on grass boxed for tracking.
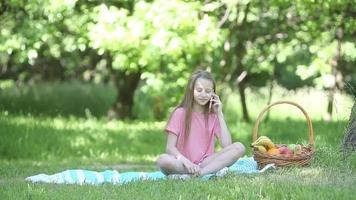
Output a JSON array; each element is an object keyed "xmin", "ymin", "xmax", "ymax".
[
  {"xmin": 0, "ymin": 116, "xmax": 165, "ymax": 164},
  {"xmin": 0, "ymin": 113, "xmax": 352, "ymax": 172}
]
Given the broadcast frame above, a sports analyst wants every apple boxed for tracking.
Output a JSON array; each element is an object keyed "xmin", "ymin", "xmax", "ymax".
[{"xmin": 278, "ymin": 146, "xmax": 293, "ymax": 155}]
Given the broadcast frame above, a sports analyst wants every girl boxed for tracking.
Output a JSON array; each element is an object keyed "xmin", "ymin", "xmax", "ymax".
[{"xmin": 157, "ymin": 70, "xmax": 245, "ymax": 176}]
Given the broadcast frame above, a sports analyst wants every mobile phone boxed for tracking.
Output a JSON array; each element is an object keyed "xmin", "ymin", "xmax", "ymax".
[{"xmin": 209, "ymin": 96, "xmax": 214, "ymax": 112}]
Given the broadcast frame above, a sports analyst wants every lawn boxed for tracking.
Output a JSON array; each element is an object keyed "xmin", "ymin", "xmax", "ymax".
[{"xmin": 0, "ymin": 82, "xmax": 355, "ymax": 199}]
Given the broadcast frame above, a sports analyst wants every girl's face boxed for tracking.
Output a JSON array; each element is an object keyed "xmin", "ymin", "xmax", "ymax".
[{"xmin": 193, "ymin": 78, "xmax": 214, "ymax": 106}]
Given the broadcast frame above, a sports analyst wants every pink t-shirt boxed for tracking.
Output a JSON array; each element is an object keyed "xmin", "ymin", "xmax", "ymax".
[{"xmin": 165, "ymin": 107, "xmax": 221, "ymax": 164}]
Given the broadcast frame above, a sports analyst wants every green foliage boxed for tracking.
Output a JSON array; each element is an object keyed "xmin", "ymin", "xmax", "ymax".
[
  {"xmin": 132, "ymin": 71, "xmax": 188, "ymax": 120},
  {"xmin": 1, "ymin": 0, "xmax": 356, "ymax": 120},
  {"xmin": 0, "ymin": 81, "xmax": 115, "ymax": 117},
  {"xmin": 88, "ymin": 0, "xmax": 223, "ymax": 71},
  {"xmin": 87, "ymin": 0, "xmax": 224, "ymax": 119}
]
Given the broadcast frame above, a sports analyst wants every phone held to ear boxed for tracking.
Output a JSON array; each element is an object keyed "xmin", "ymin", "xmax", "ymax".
[{"xmin": 209, "ymin": 96, "xmax": 214, "ymax": 112}]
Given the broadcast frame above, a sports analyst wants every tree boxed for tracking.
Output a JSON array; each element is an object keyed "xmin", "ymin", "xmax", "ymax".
[
  {"xmin": 298, "ymin": 0, "xmax": 356, "ymax": 121},
  {"xmin": 206, "ymin": 0, "xmax": 303, "ymax": 121},
  {"xmin": 0, "ymin": 0, "xmax": 102, "ymax": 82},
  {"xmin": 343, "ymin": 94, "xmax": 356, "ymax": 152},
  {"xmin": 206, "ymin": 0, "xmax": 356, "ymax": 122},
  {"xmin": 0, "ymin": 0, "xmax": 223, "ymax": 119},
  {"xmin": 88, "ymin": 0, "xmax": 223, "ymax": 118}
]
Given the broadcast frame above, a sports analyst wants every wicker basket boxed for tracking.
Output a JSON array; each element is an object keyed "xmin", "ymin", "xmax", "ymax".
[{"xmin": 252, "ymin": 101, "xmax": 315, "ymax": 168}]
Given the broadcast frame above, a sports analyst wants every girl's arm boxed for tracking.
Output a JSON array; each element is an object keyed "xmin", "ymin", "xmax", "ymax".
[
  {"xmin": 211, "ymin": 93, "xmax": 232, "ymax": 148},
  {"xmin": 165, "ymin": 133, "xmax": 183, "ymax": 158},
  {"xmin": 217, "ymin": 110, "xmax": 232, "ymax": 148},
  {"xmin": 166, "ymin": 132, "xmax": 200, "ymax": 174}
]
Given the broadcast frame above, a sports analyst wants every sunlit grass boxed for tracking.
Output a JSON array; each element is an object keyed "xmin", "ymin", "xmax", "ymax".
[
  {"xmin": 1, "ymin": 166, "xmax": 354, "ymax": 199},
  {"xmin": 0, "ymin": 82, "xmax": 355, "ymax": 199},
  {"xmin": 0, "ymin": 112, "xmax": 166, "ymax": 164},
  {"xmin": 1, "ymin": 111, "xmax": 351, "ymax": 164}
]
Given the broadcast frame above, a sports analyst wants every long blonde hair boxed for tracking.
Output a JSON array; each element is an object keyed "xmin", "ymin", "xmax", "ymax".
[{"xmin": 175, "ymin": 70, "xmax": 216, "ymax": 142}]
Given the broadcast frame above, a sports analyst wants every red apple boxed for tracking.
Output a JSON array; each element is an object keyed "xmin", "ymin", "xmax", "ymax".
[{"xmin": 278, "ymin": 146, "xmax": 293, "ymax": 155}]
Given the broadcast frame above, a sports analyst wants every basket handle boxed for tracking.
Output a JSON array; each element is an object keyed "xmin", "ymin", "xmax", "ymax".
[{"xmin": 252, "ymin": 101, "xmax": 314, "ymax": 146}]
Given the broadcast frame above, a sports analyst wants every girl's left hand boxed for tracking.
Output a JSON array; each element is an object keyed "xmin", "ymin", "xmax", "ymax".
[{"xmin": 209, "ymin": 93, "xmax": 222, "ymax": 113}]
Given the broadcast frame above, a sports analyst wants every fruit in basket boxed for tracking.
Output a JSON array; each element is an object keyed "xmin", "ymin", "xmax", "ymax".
[
  {"xmin": 267, "ymin": 147, "xmax": 280, "ymax": 155},
  {"xmin": 254, "ymin": 145, "xmax": 267, "ymax": 153},
  {"xmin": 278, "ymin": 146, "xmax": 293, "ymax": 155},
  {"xmin": 287, "ymin": 144, "xmax": 302, "ymax": 154},
  {"xmin": 294, "ymin": 144, "xmax": 302, "ymax": 154},
  {"xmin": 251, "ymin": 136, "xmax": 267, "ymax": 146},
  {"xmin": 287, "ymin": 144, "xmax": 296, "ymax": 150},
  {"xmin": 251, "ymin": 136, "xmax": 275, "ymax": 149}
]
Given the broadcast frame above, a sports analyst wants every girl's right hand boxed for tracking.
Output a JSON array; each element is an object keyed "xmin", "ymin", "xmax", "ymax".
[{"xmin": 181, "ymin": 158, "xmax": 200, "ymax": 174}]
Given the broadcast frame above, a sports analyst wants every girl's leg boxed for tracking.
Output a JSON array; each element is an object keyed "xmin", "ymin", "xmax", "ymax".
[
  {"xmin": 156, "ymin": 154, "xmax": 189, "ymax": 174},
  {"xmin": 199, "ymin": 142, "xmax": 245, "ymax": 175}
]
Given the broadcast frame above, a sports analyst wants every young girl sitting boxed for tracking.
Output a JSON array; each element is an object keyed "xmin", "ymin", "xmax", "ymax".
[{"xmin": 157, "ymin": 70, "xmax": 245, "ymax": 176}]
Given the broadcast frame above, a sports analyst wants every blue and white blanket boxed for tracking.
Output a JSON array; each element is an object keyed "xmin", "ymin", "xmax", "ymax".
[{"xmin": 25, "ymin": 156, "xmax": 274, "ymax": 185}]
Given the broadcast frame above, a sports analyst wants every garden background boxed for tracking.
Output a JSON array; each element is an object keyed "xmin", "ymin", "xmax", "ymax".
[{"xmin": 0, "ymin": 0, "xmax": 355, "ymax": 199}]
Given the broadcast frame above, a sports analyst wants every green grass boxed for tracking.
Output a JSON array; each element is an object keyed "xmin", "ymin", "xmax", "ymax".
[
  {"xmin": 1, "ymin": 170, "xmax": 355, "ymax": 199},
  {"xmin": 0, "ymin": 82, "xmax": 355, "ymax": 199}
]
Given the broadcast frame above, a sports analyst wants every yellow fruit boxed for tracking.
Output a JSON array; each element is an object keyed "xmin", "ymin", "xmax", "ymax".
[
  {"xmin": 252, "ymin": 136, "xmax": 275, "ymax": 149},
  {"xmin": 267, "ymin": 147, "xmax": 280, "ymax": 155},
  {"xmin": 251, "ymin": 136, "xmax": 269, "ymax": 146},
  {"xmin": 254, "ymin": 145, "xmax": 267, "ymax": 153}
]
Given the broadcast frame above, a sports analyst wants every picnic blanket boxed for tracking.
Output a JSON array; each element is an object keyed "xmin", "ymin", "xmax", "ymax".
[{"xmin": 25, "ymin": 156, "xmax": 275, "ymax": 185}]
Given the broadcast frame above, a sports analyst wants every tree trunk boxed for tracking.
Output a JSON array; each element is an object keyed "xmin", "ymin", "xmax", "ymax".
[
  {"xmin": 237, "ymin": 82, "xmax": 250, "ymax": 122},
  {"xmin": 232, "ymin": 2, "xmax": 251, "ymax": 122},
  {"xmin": 105, "ymin": 53, "xmax": 141, "ymax": 119},
  {"xmin": 233, "ymin": 36, "xmax": 251, "ymax": 122},
  {"xmin": 108, "ymin": 70, "xmax": 141, "ymax": 119},
  {"xmin": 325, "ymin": 27, "xmax": 343, "ymax": 122},
  {"xmin": 342, "ymin": 101, "xmax": 356, "ymax": 152},
  {"xmin": 264, "ymin": 80, "xmax": 274, "ymax": 122}
]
